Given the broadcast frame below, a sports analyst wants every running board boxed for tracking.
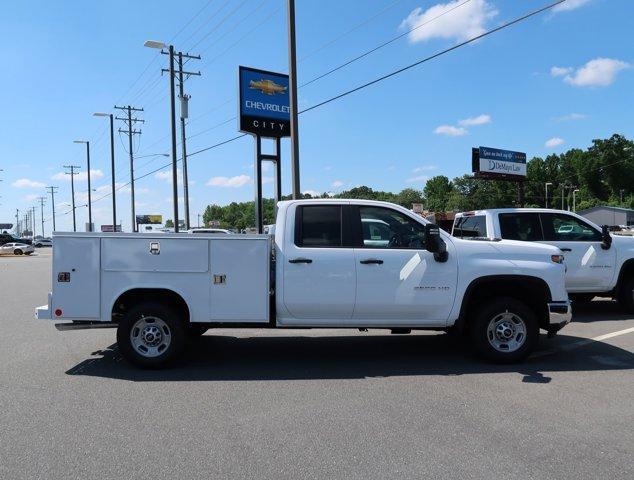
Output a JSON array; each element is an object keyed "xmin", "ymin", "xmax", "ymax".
[{"xmin": 55, "ymin": 322, "xmax": 117, "ymax": 331}]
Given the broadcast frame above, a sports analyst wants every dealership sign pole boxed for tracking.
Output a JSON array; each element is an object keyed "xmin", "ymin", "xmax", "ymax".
[
  {"xmin": 238, "ymin": 66, "xmax": 290, "ymax": 233},
  {"xmin": 472, "ymin": 146, "xmax": 527, "ymax": 207}
]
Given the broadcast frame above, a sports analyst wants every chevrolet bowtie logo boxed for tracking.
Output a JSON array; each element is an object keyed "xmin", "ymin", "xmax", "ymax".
[{"xmin": 249, "ymin": 79, "xmax": 287, "ymax": 96}]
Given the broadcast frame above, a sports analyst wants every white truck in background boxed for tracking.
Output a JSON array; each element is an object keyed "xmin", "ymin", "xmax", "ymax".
[
  {"xmin": 36, "ymin": 199, "xmax": 571, "ymax": 367},
  {"xmin": 453, "ymin": 208, "xmax": 634, "ymax": 311}
]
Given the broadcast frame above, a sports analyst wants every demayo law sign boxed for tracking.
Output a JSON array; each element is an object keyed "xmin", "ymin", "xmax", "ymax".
[
  {"xmin": 239, "ymin": 66, "xmax": 290, "ymax": 137},
  {"xmin": 472, "ymin": 146, "xmax": 527, "ymax": 180}
]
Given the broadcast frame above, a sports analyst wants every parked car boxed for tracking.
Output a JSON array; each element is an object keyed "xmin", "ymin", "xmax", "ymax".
[
  {"xmin": 187, "ymin": 228, "xmax": 232, "ymax": 234},
  {"xmin": 0, "ymin": 233, "xmax": 31, "ymax": 246},
  {"xmin": 0, "ymin": 242, "xmax": 35, "ymax": 255},
  {"xmin": 34, "ymin": 238, "xmax": 53, "ymax": 248},
  {"xmin": 36, "ymin": 199, "xmax": 571, "ymax": 367},
  {"xmin": 453, "ymin": 208, "xmax": 634, "ymax": 311}
]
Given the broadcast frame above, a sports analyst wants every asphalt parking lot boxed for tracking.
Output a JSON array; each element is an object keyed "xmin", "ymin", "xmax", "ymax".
[{"xmin": 1, "ymin": 249, "xmax": 632, "ymax": 480}]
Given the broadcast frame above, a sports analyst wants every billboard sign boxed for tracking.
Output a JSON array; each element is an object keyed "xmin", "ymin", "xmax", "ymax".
[
  {"xmin": 101, "ymin": 225, "xmax": 122, "ymax": 232},
  {"xmin": 0, "ymin": 223, "xmax": 13, "ymax": 230},
  {"xmin": 239, "ymin": 66, "xmax": 290, "ymax": 137},
  {"xmin": 136, "ymin": 215, "xmax": 163, "ymax": 225},
  {"xmin": 472, "ymin": 146, "xmax": 527, "ymax": 180}
]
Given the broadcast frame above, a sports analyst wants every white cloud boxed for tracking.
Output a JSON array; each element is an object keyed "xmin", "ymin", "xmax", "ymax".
[
  {"xmin": 407, "ymin": 175, "xmax": 430, "ymax": 183},
  {"xmin": 331, "ymin": 180, "xmax": 344, "ymax": 188},
  {"xmin": 545, "ymin": 137, "xmax": 565, "ymax": 148},
  {"xmin": 555, "ymin": 113, "xmax": 588, "ymax": 122},
  {"xmin": 434, "ymin": 125, "xmax": 467, "ymax": 136},
  {"xmin": 458, "ymin": 114, "xmax": 491, "ymax": 126},
  {"xmin": 51, "ymin": 169, "xmax": 104, "ymax": 182},
  {"xmin": 412, "ymin": 165, "xmax": 437, "ymax": 173},
  {"xmin": 551, "ymin": 66, "xmax": 572, "ymax": 77},
  {"xmin": 12, "ymin": 178, "xmax": 45, "ymax": 188},
  {"xmin": 206, "ymin": 175, "xmax": 251, "ymax": 187},
  {"xmin": 401, "ymin": 0, "xmax": 497, "ymax": 43},
  {"xmin": 563, "ymin": 58, "xmax": 630, "ymax": 87},
  {"xmin": 262, "ymin": 176, "xmax": 274, "ymax": 184},
  {"xmin": 302, "ymin": 190, "xmax": 321, "ymax": 197},
  {"xmin": 552, "ymin": 0, "xmax": 592, "ymax": 13},
  {"xmin": 23, "ymin": 194, "xmax": 38, "ymax": 201}
]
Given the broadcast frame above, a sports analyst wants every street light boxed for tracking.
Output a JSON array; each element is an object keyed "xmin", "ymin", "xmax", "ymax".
[
  {"xmin": 135, "ymin": 153, "xmax": 170, "ymax": 160},
  {"xmin": 93, "ymin": 112, "xmax": 117, "ymax": 230},
  {"xmin": 545, "ymin": 182, "xmax": 553, "ymax": 208},
  {"xmin": 73, "ymin": 140, "xmax": 92, "ymax": 231},
  {"xmin": 573, "ymin": 189, "xmax": 580, "ymax": 212},
  {"xmin": 145, "ymin": 39, "xmax": 180, "ymax": 232}
]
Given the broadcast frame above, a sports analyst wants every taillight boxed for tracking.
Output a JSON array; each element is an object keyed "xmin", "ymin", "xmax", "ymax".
[
  {"xmin": 54, "ymin": 309, "xmax": 62, "ymax": 317},
  {"xmin": 551, "ymin": 254, "xmax": 564, "ymax": 264}
]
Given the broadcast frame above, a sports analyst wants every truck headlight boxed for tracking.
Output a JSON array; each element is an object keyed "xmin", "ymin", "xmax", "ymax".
[{"xmin": 551, "ymin": 254, "xmax": 564, "ymax": 264}]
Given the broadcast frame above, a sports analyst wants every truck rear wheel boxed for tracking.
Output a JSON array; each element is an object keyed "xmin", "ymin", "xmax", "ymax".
[
  {"xmin": 116, "ymin": 302, "xmax": 187, "ymax": 368},
  {"xmin": 470, "ymin": 297, "xmax": 539, "ymax": 363},
  {"xmin": 618, "ymin": 277, "xmax": 634, "ymax": 313}
]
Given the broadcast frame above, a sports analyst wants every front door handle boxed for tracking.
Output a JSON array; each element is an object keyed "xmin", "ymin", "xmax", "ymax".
[
  {"xmin": 289, "ymin": 257, "xmax": 313, "ymax": 264},
  {"xmin": 360, "ymin": 259, "xmax": 384, "ymax": 265},
  {"xmin": 560, "ymin": 248, "xmax": 572, "ymax": 252}
]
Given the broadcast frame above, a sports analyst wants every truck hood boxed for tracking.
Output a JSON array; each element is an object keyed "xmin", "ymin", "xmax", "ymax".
[{"xmin": 449, "ymin": 236, "xmax": 561, "ymax": 259}]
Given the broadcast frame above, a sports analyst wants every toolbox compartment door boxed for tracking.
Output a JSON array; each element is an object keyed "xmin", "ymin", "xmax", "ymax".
[{"xmin": 52, "ymin": 237, "xmax": 101, "ymax": 319}]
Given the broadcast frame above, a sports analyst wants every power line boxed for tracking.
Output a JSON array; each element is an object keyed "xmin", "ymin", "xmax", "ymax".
[
  {"xmin": 300, "ymin": 0, "xmax": 565, "ymax": 115},
  {"xmin": 300, "ymin": 0, "xmax": 473, "ymax": 89}
]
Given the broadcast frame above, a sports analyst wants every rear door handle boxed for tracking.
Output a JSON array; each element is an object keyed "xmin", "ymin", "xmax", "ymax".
[
  {"xmin": 360, "ymin": 259, "xmax": 384, "ymax": 265},
  {"xmin": 289, "ymin": 258, "xmax": 313, "ymax": 264},
  {"xmin": 560, "ymin": 248, "xmax": 572, "ymax": 252}
]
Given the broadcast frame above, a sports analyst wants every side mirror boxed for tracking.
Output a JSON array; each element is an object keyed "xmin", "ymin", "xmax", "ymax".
[
  {"xmin": 425, "ymin": 224, "xmax": 448, "ymax": 262},
  {"xmin": 601, "ymin": 225, "xmax": 612, "ymax": 250}
]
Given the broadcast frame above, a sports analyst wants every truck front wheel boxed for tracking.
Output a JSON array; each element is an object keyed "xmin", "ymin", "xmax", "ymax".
[
  {"xmin": 117, "ymin": 302, "xmax": 187, "ymax": 368},
  {"xmin": 470, "ymin": 297, "xmax": 539, "ymax": 363}
]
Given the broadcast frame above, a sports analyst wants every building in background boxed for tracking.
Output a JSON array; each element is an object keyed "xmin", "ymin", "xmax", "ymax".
[{"xmin": 579, "ymin": 206, "xmax": 634, "ymax": 227}]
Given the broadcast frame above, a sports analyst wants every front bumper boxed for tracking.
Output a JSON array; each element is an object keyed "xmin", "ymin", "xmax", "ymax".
[{"xmin": 547, "ymin": 300, "xmax": 572, "ymax": 332}]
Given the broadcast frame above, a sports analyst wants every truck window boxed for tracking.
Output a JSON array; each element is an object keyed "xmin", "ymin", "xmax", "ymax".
[
  {"xmin": 499, "ymin": 213, "xmax": 543, "ymax": 241},
  {"xmin": 453, "ymin": 215, "xmax": 486, "ymax": 238},
  {"xmin": 358, "ymin": 206, "xmax": 425, "ymax": 249},
  {"xmin": 540, "ymin": 213, "xmax": 602, "ymax": 242},
  {"xmin": 296, "ymin": 205, "xmax": 342, "ymax": 247}
]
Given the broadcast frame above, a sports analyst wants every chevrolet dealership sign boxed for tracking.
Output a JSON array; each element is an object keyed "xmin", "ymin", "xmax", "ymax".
[
  {"xmin": 239, "ymin": 66, "xmax": 290, "ymax": 137},
  {"xmin": 472, "ymin": 146, "xmax": 527, "ymax": 180}
]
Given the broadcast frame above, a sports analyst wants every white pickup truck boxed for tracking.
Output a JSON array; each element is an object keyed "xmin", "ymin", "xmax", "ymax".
[
  {"xmin": 453, "ymin": 208, "xmax": 634, "ymax": 311},
  {"xmin": 36, "ymin": 199, "xmax": 571, "ymax": 367}
]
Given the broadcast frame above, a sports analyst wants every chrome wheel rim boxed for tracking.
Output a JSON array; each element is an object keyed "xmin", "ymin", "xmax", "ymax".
[
  {"xmin": 130, "ymin": 316, "xmax": 171, "ymax": 358},
  {"xmin": 486, "ymin": 311, "xmax": 526, "ymax": 353}
]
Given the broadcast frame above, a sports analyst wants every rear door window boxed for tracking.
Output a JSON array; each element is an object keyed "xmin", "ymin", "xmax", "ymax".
[
  {"xmin": 499, "ymin": 213, "xmax": 543, "ymax": 241},
  {"xmin": 453, "ymin": 215, "xmax": 487, "ymax": 238},
  {"xmin": 296, "ymin": 205, "xmax": 342, "ymax": 247}
]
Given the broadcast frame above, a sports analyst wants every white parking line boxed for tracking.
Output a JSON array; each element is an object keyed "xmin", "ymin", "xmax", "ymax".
[{"xmin": 533, "ymin": 326, "xmax": 634, "ymax": 358}]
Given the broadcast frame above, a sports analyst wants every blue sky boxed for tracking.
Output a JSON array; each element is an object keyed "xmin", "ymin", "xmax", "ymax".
[{"xmin": 0, "ymin": 0, "xmax": 632, "ymax": 232}]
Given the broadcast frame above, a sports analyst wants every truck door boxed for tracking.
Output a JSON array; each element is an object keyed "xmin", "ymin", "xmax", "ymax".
[
  {"xmin": 282, "ymin": 204, "xmax": 356, "ymax": 321},
  {"xmin": 540, "ymin": 213, "xmax": 616, "ymax": 291},
  {"xmin": 351, "ymin": 206, "xmax": 456, "ymax": 325}
]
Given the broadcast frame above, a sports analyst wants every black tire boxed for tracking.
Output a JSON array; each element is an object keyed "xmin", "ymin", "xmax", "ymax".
[
  {"xmin": 14, "ymin": 249, "xmax": 23, "ymax": 255},
  {"xmin": 470, "ymin": 297, "xmax": 539, "ymax": 363},
  {"xmin": 35, "ymin": 243, "xmax": 42, "ymax": 248},
  {"xmin": 618, "ymin": 277, "xmax": 634, "ymax": 314},
  {"xmin": 188, "ymin": 325, "xmax": 209, "ymax": 337},
  {"xmin": 116, "ymin": 302, "xmax": 187, "ymax": 368}
]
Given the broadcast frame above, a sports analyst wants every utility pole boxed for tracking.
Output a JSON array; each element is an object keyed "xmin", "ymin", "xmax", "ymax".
[
  {"xmin": 46, "ymin": 186, "xmax": 58, "ymax": 232},
  {"xmin": 161, "ymin": 49, "xmax": 200, "ymax": 232},
  {"xmin": 15, "ymin": 209, "xmax": 19, "ymax": 236},
  {"xmin": 175, "ymin": 52, "xmax": 200, "ymax": 230},
  {"xmin": 93, "ymin": 112, "xmax": 116, "ymax": 230},
  {"xmin": 31, "ymin": 207, "xmax": 36, "ymax": 237},
  {"xmin": 561, "ymin": 184, "xmax": 565, "ymax": 210},
  {"xmin": 115, "ymin": 105, "xmax": 144, "ymax": 232},
  {"xmin": 287, "ymin": 0, "xmax": 301, "ymax": 199},
  {"xmin": 197, "ymin": 213, "xmax": 201, "ymax": 228},
  {"xmin": 64, "ymin": 165, "xmax": 81, "ymax": 232},
  {"xmin": 37, "ymin": 197, "xmax": 46, "ymax": 237},
  {"xmin": 73, "ymin": 140, "xmax": 93, "ymax": 231}
]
